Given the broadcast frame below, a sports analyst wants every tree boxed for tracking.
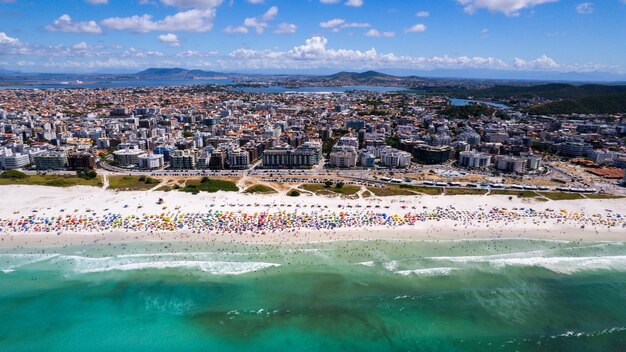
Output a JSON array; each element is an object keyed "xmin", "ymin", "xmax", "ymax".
[
  {"xmin": 335, "ymin": 182, "xmax": 345, "ymax": 189},
  {"xmin": 324, "ymin": 180, "xmax": 333, "ymax": 188},
  {"xmin": 0, "ymin": 170, "xmax": 28, "ymax": 179},
  {"xmin": 201, "ymin": 176, "xmax": 210, "ymax": 184},
  {"xmin": 76, "ymin": 170, "xmax": 97, "ymax": 180},
  {"xmin": 288, "ymin": 189, "xmax": 300, "ymax": 197}
]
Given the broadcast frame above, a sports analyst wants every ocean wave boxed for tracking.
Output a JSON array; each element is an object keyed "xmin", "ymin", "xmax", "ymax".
[
  {"xmin": 395, "ymin": 267, "xmax": 457, "ymax": 276},
  {"xmin": 550, "ymin": 327, "xmax": 626, "ymax": 339},
  {"xmin": 77, "ymin": 260, "xmax": 280, "ymax": 275},
  {"xmin": 429, "ymin": 254, "xmax": 626, "ymax": 275},
  {"xmin": 0, "ymin": 253, "xmax": 59, "ymax": 273}
]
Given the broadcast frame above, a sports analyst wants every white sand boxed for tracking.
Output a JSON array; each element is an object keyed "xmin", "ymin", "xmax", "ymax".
[{"xmin": 0, "ymin": 185, "xmax": 624, "ymax": 248}]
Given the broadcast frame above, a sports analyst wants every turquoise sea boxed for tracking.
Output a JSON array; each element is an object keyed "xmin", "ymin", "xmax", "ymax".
[{"xmin": 1, "ymin": 238, "xmax": 625, "ymax": 351}]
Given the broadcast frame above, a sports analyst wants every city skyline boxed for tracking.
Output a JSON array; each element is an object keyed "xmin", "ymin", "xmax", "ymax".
[{"xmin": 1, "ymin": 0, "xmax": 626, "ymax": 78}]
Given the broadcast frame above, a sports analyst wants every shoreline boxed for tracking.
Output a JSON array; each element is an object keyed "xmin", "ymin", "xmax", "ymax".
[
  {"xmin": 0, "ymin": 184, "xmax": 624, "ymax": 248},
  {"xmin": 1, "ymin": 222, "xmax": 624, "ymax": 249}
]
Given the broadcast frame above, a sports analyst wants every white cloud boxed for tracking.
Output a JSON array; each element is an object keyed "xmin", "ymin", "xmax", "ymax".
[
  {"xmin": 224, "ymin": 6, "xmax": 278, "ymax": 34},
  {"xmin": 122, "ymin": 47, "xmax": 164, "ymax": 57},
  {"xmin": 319, "ymin": 19, "xmax": 370, "ymax": 33},
  {"xmin": 176, "ymin": 50, "xmax": 217, "ymax": 57},
  {"xmin": 247, "ymin": 0, "xmax": 264, "ymax": 3},
  {"xmin": 85, "ymin": 0, "xmax": 108, "ymax": 4},
  {"xmin": 405, "ymin": 24, "xmax": 427, "ymax": 33},
  {"xmin": 261, "ymin": 6, "xmax": 278, "ymax": 21},
  {"xmin": 320, "ymin": 0, "xmax": 363, "ymax": 7},
  {"xmin": 345, "ymin": 0, "xmax": 363, "ymax": 7},
  {"xmin": 320, "ymin": 18, "xmax": 345, "ymax": 28},
  {"xmin": 0, "ymin": 32, "xmax": 19, "ymax": 45},
  {"xmin": 158, "ymin": 33, "xmax": 181, "ymax": 47},
  {"xmin": 72, "ymin": 41, "xmax": 89, "ymax": 49},
  {"xmin": 513, "ymin": 54, "xmax": 560, "ymax": 70},
  {"xmin": 159, "ymin": 0, "xmax": 223, "ymax": 9},
  {"xmin": 221, "ymin": 36, "xmax": 601, "ymax": 73},
  {"xmin": 101, "ymin": 8, "xmax": 217, "ymax": 33},
  {"xmin": 416, "ymin": 11, "xmax": 430, "ymax": 17},
  {"xmin": 575, "ymin": 2, "xmax": 593, "ymax": 14},
  {"xmin": 456, "ymin": 0, "xmax": 559, "ymax": 16},
  {"xmin": 365, "ymin": 29, "xmax": 395, "ymax": 38},
  {"xmin": 224, "ymin": 25, "xmax": 249, "ymax": 34},
  {"xmin": 46, "ymin": 14, "xmax": 102, "ymax": 34},
  {"xmin": 341, "ymin": 22, "xmax": 370, "ymax": 28},
  {"xmin": 274, "ymin": 23, "xmax": 297, "ymax": 34}
]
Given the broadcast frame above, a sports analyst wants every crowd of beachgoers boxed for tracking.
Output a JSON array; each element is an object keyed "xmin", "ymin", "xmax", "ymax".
[{"xmin": 1, "ymin": 204, "xmax": 623, "ymax": 236}]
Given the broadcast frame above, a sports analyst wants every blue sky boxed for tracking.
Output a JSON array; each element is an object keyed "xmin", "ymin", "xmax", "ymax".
[{"xmin": 1, "ymin": 0, "xmax": 625, "ymax": 76}]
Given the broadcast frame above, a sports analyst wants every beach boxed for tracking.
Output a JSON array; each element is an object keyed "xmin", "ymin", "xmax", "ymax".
[
  {"xmin": 0, "ymin": 184, "xmax": 624, "ymax": 247},
  {"xmin": 1, "ymin": 184, "xmax": 626, "ymax": 351}
]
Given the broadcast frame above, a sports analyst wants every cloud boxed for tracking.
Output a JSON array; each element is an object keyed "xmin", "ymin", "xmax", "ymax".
[
  {"xmin": 122, "ymin": 47, "xmax": 164, "ymax": 57},
  {"xmin": 85, "ymin": 0, "xmax": 108, "ymax": 4},
  {"xmin": 46, "ymin": 14, "xmax": 102, "ymax": 34},
  {"xmin": 101, "ymin": 8, "xmax": 217, "ymax": 33},
  {"xmin": 365, "ymin": 29, "xmax": 395, "ymax": 38},
  {"xmin": 274, "ymin": 23, "xmax": 297, "ymax": 34},
  {"xmin": 513, "ymin": 54, "xmax": 560, "ymax": 70},
  {"xmin": 158, "ymin": 33, "xmax": 180, "ymax": 47},
  {"xmin": 320, "ymin": 18, "xmax": 370, "ymax": 33},
  {"xmin": 404, "ymin": 24, "xmax": 427, "ymax": 33},
  {"xmin": 0, "ymin": 32, "xmax": 19, "ymax": 45},
  {"xmin": 224, "ymin": 6, "xmax": 278, "ymax": 34},
  {"xmin": 416, "ymin": 11, "xmax": 429, "ymax": 17},
  {"xmin": 72, "ymin": 41, "xmax": 89, "ymax": 49},
  {"xmin": 345, "ymin": 0, "xmax": 363, "ymax": 7},
  {"xmin": 159, "ymin": 0, "xmax": 223, "ymax": 9},
  {"xmin": 224, "ymin": 25, "xmax": 248, "ymax": 34},
  {"xmin": 456, "ymin": 0, "xmax": 559, "ymax": 16},
  {"xmin": 261, "ymin": 6, "xmax": 278, "ymax": 21},
  {"xmin": 176, "ymin": 50, "xmax": 217, "ymax": 57},
  {"xmin": 575, "ymin": 2, "xmax": 593, "ymax": 14},
  {"xmin": 320, "ymin": 18, "xmax": 345, "ymax": 28},
  {"xmin": 320, "ymin": 0, "xmax": 363, "ymax": 7},
  {"xmin": 247, "ymin": 0, "xmax": 264, "ymax": 3},
  {"xmin": 221, "ymin": 36, "xmax": 604, "ymax": 73}
]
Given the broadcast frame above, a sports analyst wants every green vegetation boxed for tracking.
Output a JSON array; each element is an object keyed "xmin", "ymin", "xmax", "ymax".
[
  {"xmin": 108, "ymin": 175, "xmax": 159, "ymax": 191},
  {"xmin": 287, "ymin": 189, "xmax": 301, "ymax": 197},
  {"xmin": 244, "ymin": 184, "xmax": 277, "ymax": 194},
  {"xmin": 490, "ymin": 190, "xmax": 540, "ymax": 198},
  {"xmin": 399, "ymin": 184, "xmax": 444, "ymax": 195},
  {"xmin": 0, "ymin": 173, "xmax": 102, "ymax": 187},
  {"xmin": 76, "ymin": 170, "xmax": 97, "ymax": 180},
  {"xmin": 451, "ymin": 83, "xmax": 626, "ymax": 100},
  {"xmin": 385, "ymin": 137, "xmax": 401, "ymax": 149},
  {"xmin": 322, "ymin": 137, "xmax": 338, "ymax": 156},
  {"xmin": 442, "ymin": 105, "xmax": 494, "ymax": 119},
  {"xmin": 541, "ymin": 192, "xmax": 585, "ymax": 201},
  {"xmin": 367, "ymin": 186, "xmax": 416, "ymax": 197},
  {"xmin": 0, "ymin": 170, "xmax": 28, "ymax": 179},
  {"xmin": 528, "ymin": 92, "xmax": 626, "ymax": 114},
  {"xmin": 178, "ymin": 178, "xmax": 238, "ymax": 194},
  {"xmin": 445, "ymin": 188, "xmax": 489, "ymax": 196},
  {"xmin": 584, "ymin": 193, "xmax": 626, "ymax": 200},
  {"xmin": 300, "ymin": 183, "xmax": 360, "ymax": 196}
]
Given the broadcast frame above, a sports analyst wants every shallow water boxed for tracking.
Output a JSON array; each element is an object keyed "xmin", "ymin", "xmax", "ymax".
[{"xmin": 1, "ymin": 238, "xmax": 625, "ymax": 351}]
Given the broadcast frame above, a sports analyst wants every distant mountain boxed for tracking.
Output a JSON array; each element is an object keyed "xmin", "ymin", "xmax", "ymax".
[
  {"xmin": 321, "ymin": 70, "xmax": 424, "ymax": 86},
  {"xmin": 134, "ymin": 68, "xmax": 224, "ymax": 78},
  {"xmin": 0, "ymin": 69, "xmax": 20, "ymax": 75}
]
